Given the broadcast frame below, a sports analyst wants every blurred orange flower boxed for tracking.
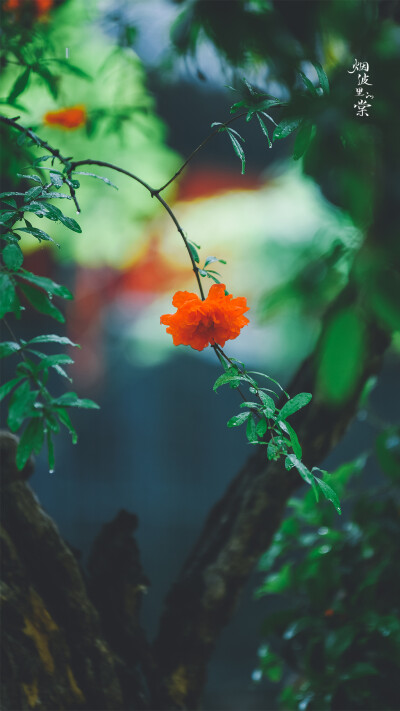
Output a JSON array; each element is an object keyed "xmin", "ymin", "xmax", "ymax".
[
  {"xmin": 160, "ymin": 283, "xmax": 250, "ymax": 351},
  {"xmin": 43, "ymin": 105, "xmax": 87, "ymax": 130},
  {"xmin": 3, "ymin": 0, "xmax": 53, "ymax": 18}
]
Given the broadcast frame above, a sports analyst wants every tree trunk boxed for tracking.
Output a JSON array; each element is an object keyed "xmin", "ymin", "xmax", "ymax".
[{"xmin": 0, "ymin": 431, "xmax": 150, "ymax": 711}]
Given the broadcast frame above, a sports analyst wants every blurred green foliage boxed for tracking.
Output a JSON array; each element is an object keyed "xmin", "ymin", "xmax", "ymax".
[{"xmin": 254, "ymin": 438, "xmax": 400, "ymax": 710}]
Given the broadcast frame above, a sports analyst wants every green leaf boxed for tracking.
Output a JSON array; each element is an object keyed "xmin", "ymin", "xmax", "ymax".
[
  {"xmin": 7, "ymin": 67, "xmax": 31, "ymax": 104},
  {"xmin": 273, "ymin": 118, "xmax": 302, "ymax": 140},
  {"xmin": 267, "ymin": 440, "xmax": 281, "ymax": 461},
  {"xmin": 213, "ymin": 369, "xmax": 241, "ymax": 391},
  {"xmin": 49, "ymin": 172, "xmax": 64, "ymax": 187},
  {"xmin": 279, "ymin": 392, "xmax": 312, "ymax": 420},
  {"xmin": 258, "ymin": 391, "xmax": 275, "ymax": 416},
  {"xmin": 359, "ymin": 375, "xmax": 377, "ymax": 409},
  {"xmin": 52, "ymin": 364, "xmax": 72, "ymax": 382},
  {"xmin": 282, "ymin": 421, "xmax": 302, "ymax": 459},
  {"xmin": 204, "ymin": 256, "xmax": 226, "ymax": 268},
  {"xmin": 0, "ymin": 376, "xmax": 24, "ymax": 402},
  {"xmin": 227, "ymin": 412, "xmax": 250, "ymax": 428},
  {"xmin": 0, "ymin": 272, "xmax": 17, "ymax": 318},
  {"xmin": 7, "ymin": 381, "xmax": 39, "ymax": 432},
  {"xmin": 72, "ymin": 171, "xmax": 118, "ymax": 190},
  {"xmin": 240, "ymin": 401, "xmax": 262, "ymax": 411},
  {"xmin": 17, "ymin": 174, "xmax": 42, "ymax": 183},
  {"xmin": 249, "ymin": 372, "xmax": 290, "ymax": 398},
  {"xmin": 261, "ymin": 657, "xmax": 283, "ymax": 683},
  {"xmin": 27, "ymin": 334, "xmax": 80, "ymax": 347},
  {"xmin": 52, "ymin": 392, "xmax": 100, "ymax": 409},
  {"xmin": 2, "ymin": 243, "xmax": 24, "ymax": 270},
  {"xmin": 256, "ymin": 418, "xmax": 268, "ymax": 437},
  {"xmin": 313, "ymin": 61, "xmax": 330, "ymax": 95},
  {"xmin": 37, "ymin": 354, "xmax": 74, "ymax": 370},
  {"xmin": 0, "ymin": 341, "xmax": 21, "ymax": 358},
  {"xmin": 18, "ymin": 282, "xmax": 65, "ymax": 323},
  {"xmin": 57, "ymin": 214, "xmax": 81, "ymax": 233},
  {"xmin": 256, "ymin": 114, "xmax": 272, "ymax": 148},
  {"xmin": 299, "ymin": 70, "xmax": 318, "ymax": 96},
  {"xmin": 293, "ymin": 121, "xmax": 313, "ymax": 160},
  {"xmin": 314, "ymin": 476, "xmax": 341, "ymax": 514},
  {"xmin": 16, "ymin": 417, "xmax": 45, "ymax": 470},
  {"xmin": 18, "ymin": 270, "xmax": 73, "ymax": 300},
  {"xmin": 246, "ymin": 414, "xmax": 257, "ymax": 442},
  {"xmin": 256, "ymin": 563, "xmax": 292, "ymax": 595},
  {"xmin": 227, "ymin": 129, "xmax": 246, "ymax": 174},
  {"xmin": 286, "ymin": 454, "xmax": 313, "ymax": 485},
  {"xmin": 188, "ymin": 242, "xmax": 200, "ymax": 264},
  {"xmin": 17, "ymin": 226, "xmax": 55, "ymax": 243},
  {"xmin": 57, "ymin": 408, "xmax": 78, "ymax": 444},
  {"xmin": 24, "ymin": 186, "xmax": 43, "ymax": 202},
  {"xmin": 32, "ymin": 155, "xmax": 52, "ymax": 167},
  {"xmin": 317, "ymin": 307, "xmax": 365, "ymax": 404}
]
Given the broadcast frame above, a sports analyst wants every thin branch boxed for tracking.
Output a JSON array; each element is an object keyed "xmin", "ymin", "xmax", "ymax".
[
  {"xmin": 69, "ymin": 159, "xmax": 206, "ymax": 300},
  {"xmin": 156, "ymin": 111, "xmax": 248, "ymax": 194}
]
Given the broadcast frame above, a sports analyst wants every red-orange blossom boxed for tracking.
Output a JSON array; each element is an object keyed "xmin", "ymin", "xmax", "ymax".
[{"xmin": 160, "ymin": 283, "xmax": 250, "ymax": 351}]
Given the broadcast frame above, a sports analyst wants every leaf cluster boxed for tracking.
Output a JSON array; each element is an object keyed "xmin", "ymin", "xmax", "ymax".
[
  {"xmin": 0, "ymin": 151, "xmax": 116, "ymax": 470},
  {"xmin": 254, "ymin": 449, "xmax": 400, "ymax": 710},
  {"xmin": 214, "ymin": 68, "xmax": 329, "ymax": 173},
  {"xmin": 213, "ymin": 359, "xmax": 340, "ymax": 514}
]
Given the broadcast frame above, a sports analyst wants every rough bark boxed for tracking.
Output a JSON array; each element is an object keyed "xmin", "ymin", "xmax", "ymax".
[
  {"xmin": 152, "ymin": 294, "xmax": 390, "ymax": 709},
  {"xmin": 0, "ymin": 432, "xmax": 149, "ymax": 711}
]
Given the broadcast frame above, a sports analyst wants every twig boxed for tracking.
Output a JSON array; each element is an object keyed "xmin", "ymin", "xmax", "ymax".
[{"xmin": 156, "ymin": 111, "xmax": 248, "ymax": 193}]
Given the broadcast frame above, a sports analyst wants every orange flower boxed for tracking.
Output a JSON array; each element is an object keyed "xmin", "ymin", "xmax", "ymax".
[
  {"xmin": 43, "ymin": 105, "xmax": 87, "ymax": 130},
  {"xmin": 3, "ymin": 0, "xmax": 53, "ymax": 17},
  {"xmin": 160, "ymin": 283, "xmax": 250, "ymax": 351}
]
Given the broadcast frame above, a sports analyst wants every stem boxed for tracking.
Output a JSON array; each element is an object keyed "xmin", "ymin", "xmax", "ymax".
[
  {"xmin": 157, "ymin": 111, "xmax": 248, "ymax": 193},
  {"xmin": 70, "ymin": 159, "xmax": 206, "ymax": 300}
]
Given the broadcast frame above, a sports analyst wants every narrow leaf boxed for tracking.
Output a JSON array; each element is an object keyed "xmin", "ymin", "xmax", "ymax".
[
  {"xmin": 0, "ymin": 341, "xmax": 21, "ymax": 358},
  {"xmin": 0, "ymin": 272, "xmax": 17, "ymax": 318},
  {"xmin": 18, "ymin": 282, "xmax": 65, "ymax": 322},
  {"xmin": 18, "ymin": 270, "xmax": 73, "ymax": 299},
  {"xmin": 57, "ymin": 407, "xmax": 78, "ymax": 443},
  {"xmin": 7, "ymin": 381, "xmax": 38, "ymax": 432},
  {"xmin": 28, "ymin": 334, "xmax": 80, "ymax": 347},
  {"xmin": 72, "ymin": 171, "xmax": 118, "ymax": 190},
  {"xmin": 0, "ymin": 376, "xmax": 24, "ymax": 402},
  {"xmin": 7, "ymin": 67, "xmax": 31, "ymax": 103},
  {"xmin": 16, "ymin": 417, "xmax": 44, "ymax": 470},
  {"xmin": 314, "ymin": 476, "xmax": 341, "ymax": 514},
  {"xmin": 52, "ymin": 391, "xmax": 99, "ymax": 409},
  {"xmin": 256, "ymin": 114, "xmax": 272, "ymax": 148},
  {"xmin": 313, "ymin": 62, "xmax": 330, "ymax": 95}
]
